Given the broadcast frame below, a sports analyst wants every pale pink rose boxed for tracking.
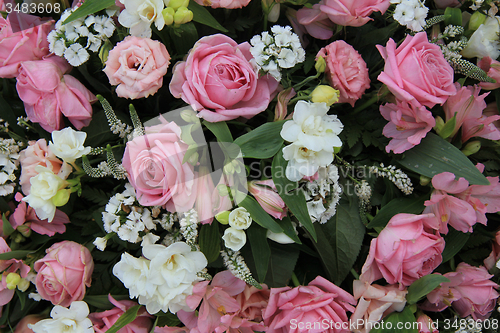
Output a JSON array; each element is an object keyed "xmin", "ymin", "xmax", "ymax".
[
  {"xmin": 122, "ymin": 120, "xmax": 197, "ymax": 212},
  {"xmin": 479, "ymin": 56, "xmax": 500, "ymax": 90},
  {"xmin": 416, "ymin": 314, "xmax": 438, "ymax": 333},
  {"xmin": 194, "ymin": 0, "xmax": 250, "ymax": 9},
  {"xmin": 16, "ymin": 56, "xmax": 95, "ymax": 132},
  {"xmin": 14, "ymin": 315, "xmax": 44, "ymax": 333},
  {"xmin": 360, "ymin": 213, "xmax": 445, "ymax": 287},
  {"xmin": 317, "ymin": 40, "xmax": 370, "ymax": 106},
  {"xmin": 19, "ymin": 139, "xmax": 64, "ymax": 195},
  {"xmin": 318, "ymin": 0, "xmax": 390, "ymax": 27},
  {"xmin": 377, "ymin": 32, "xmax": 456, "ymax": 108},
  {"xmin": 0, "ymin": 237, "xmax": 31, "ymax": 306},
  {"xmin": 248, "ymin": 179, "xmax": 287, "ymax": 220},
  {"xmin": 170, "ymin": 34, "xmax": 279, "ymax": 122},
  {"xmin": 484, "ymin": 230, "xmax": 500, "ymax": 270},
  {"xmin": 380, "ymin": 101, "xmax": 435, "ymax": 154},
  {"xmin": 34, "ymin": 241, "xmax": 94, "ymax": 307},
  {"xmin": 350, "ymin": 281, "xmax": 407, "ymax": 333},
  {"xmin": 0, "ymin": 13, "xmax": 53, "ymax": 78},
  {"xmin": 223, "ymin": 284, "xmax": 270, "ymax": 332},
  {"xmin": 103, "ymin": 36, "xmax": 170, "ymax": 99},
  {"xmin": 262, "ymin": 276, "xmax": 356, "ymax": 333},
  {"xmin": 89, "ymin": 295, "xmax": 153, "ymax": 333},
  {"xmin": 296, "ymin": 4, "xmax": 335, "ymax": 40}
]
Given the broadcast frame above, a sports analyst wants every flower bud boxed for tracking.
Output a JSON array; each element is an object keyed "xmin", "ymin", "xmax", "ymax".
[
  {"xmin": 98, "ymin": 40, "xmax": 113, "ymax": 64},
  {"xmin": 180, "ymin": 108, "xmax": 199, "ymax": 123},
  {"xmin": 163, "ymin": 7, "xmax": 175, "ymax": 26},
  {"xmin": 461, "ymin": 140, "xmax": 481, "ymax": 156},
  {"xmin": 433, "ymin": 116, "xmax": 445, "ymax": 133},
  {"xmin": 315, "ymin": 56, "xmax": 326, "ymax": 73},
  {"xmin": 420, "ymin": 175, "xmax": 431, "ymax": 186},
  {"xmin": 215, "ymin": 211, "xmax": 230, "ymax": 225},
  {"xmin": 311, "ymin": 85, "xmax": 339, "ymax": 106},
  {"xmin": 17, "ymin": 224, "xmax": 32, "ymax": 237},
  {"xmin": 469, "ymin": 11, "xmax": 487, "ymax": 31},
  {"xmin": 174, "ymin": 7, "xmax": 193, "ymax": 25},
  {"xmin": 168, "ymin": 0, "xmax": 189, "ymax": 10},
  {"xmin": 6, "ymin": 272, "xmax": 21, "ymax": 290},
  {"xmin": 268, "ymin": 3, "xmax": 280, "ymax": 22},
  {"xmin": 51, "ymin": 189, "xmax": 71, "ymax": 207},
  {"xmin": 17, "ymin": 278, "xmax": 30, "ymax": 292}
]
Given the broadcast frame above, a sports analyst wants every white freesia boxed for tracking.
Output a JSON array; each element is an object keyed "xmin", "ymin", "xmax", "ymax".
[
  {"xmin": 28, "ymin": 301, "xmax": 94, "ymax": 333},
  {"xmin": 282, "ymin": 143, "xmax": 334, "ymax": 181},
  {"xmin": 113, "ymin": 252, "xmax": 153, "ymax": 299},
  {"xmin": 49, "ymin": 128, "xmax": 91, "ymax": 163},
  {"xmin": 461, "ymin": 16, "xmax": 500, "ymax": 59},
  {"xmin": 118, "ymin": 0, "xmax": 165, "ymax": 38},
  {"xmin": 228, "ymin": 207, "xmax": 252, "ymax": 230},
  {"xmin": 222, "ymin": 227, "xmax": 247, "ymax": 251}
]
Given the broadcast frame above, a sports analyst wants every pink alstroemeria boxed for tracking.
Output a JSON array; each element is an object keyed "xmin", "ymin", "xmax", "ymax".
[
  {"xmin": 296, "ymin": 4, "xmax": 335, "ymax": 40},
  {"xmin": 478, "ymin": 56, "xmax": 500, "ymax": 91},
  {"xmin": 0, "ymin": 238, "xmax": 30, "ymax": 306},
  {"xmin": 248, "ymin": 179, "xmax": 287, "ymax": 220}
]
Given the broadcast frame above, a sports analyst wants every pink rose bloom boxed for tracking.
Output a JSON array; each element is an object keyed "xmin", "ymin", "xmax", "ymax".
[
  {"xmin": 484, "ymin": 230, "xmax": 500, "ymax": 270},
  {"xmin": 193, "ymin": 0, "xmax": 250, "ymax": 9},
  {"xmin": 90, "ymin": 295, "xmax": 153, "ymax": 333},
  {"xmin": 122, "ymin": 120, "xmax": 197, "ymax": 212},
  {"xmin": 103, "ymin": 36, "xmax": 170, "ymax": 99},
  {"xmin": 350, "ymin": 281, "xmax": 407, "ymax": 333},
  {"xmin": 317, "ymin": 40, "xmax": 370, "ymax": 106},
  {"xmin": 380, "ymin": 101, "xmax": 436, "ymax": 154},
  {"xmin": 314, "ymin": 0, "xmax": 390, "ymax": 27},
  {"xmin": 262, "ymin": 276, "xmax": 356, "ymax": 333},
  {"xmin": 360, "ymin": 213, "xmax": 445, "ymax": 287},
  {"xmin": 14, "ymin": 314, "xmax": 44, "ymax": 333},
  {"xmin": 34, "ymin": 241, "xmax": 94, "ymax": 307},
  {"xmin": 479, "ymin": 57, "xmax": 500, "ymax": 90},
  {"xmin": 377, "ymin": 32, "xmax": 456, "ymax": 108},
  {"xmin": 416, "ymin": 314, "xmax": 438, "ymax": 333},
  {"xmin": 16, "ymin": 56, "xmax": 96, "ymax": 132},
  {"xmin": 9, "ymin": 193, "xmax": 70, "ymax": 236},
  {"xmin": 0, "ymin": 13, "xmax": 53, "ymax": 78},
  {"xmin": 0, "ymin": 237, "xmax": 30, "ymax": 306},
  {"xmin": 223, "ymin": 284, "xmax": 270, "ymax": 332},
  {"xmin": 248, "ymin": 179, "xmax": 287, "ymax": 220},
  {"xmin": 170, "ymin": 34, "xmax": 279, "ymax": 122},
  {"xmin": 296, "ymin": 5, "xmax": 335, "ymax": 40}
]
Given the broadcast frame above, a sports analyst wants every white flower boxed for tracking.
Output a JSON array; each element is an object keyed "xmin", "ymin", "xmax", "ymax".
[
  {"xmin": 141, "ymin": 233, "xmax": 160, "ymax": 246},
  {"xmin": 222, "ymin": 227, "xmax": 247, "ymax": 251},
  {"xmin": 228, "ymin": 207, "xmax": 252, "ymax": 230},
  {"xmin": 118, "ymin": 0, "xmax": 165, "ymax": 38},
  {"xmin": 393, "ymin": 0, "xmax": 428, "ymax": 32},
  {"xmin": 113, "ymin": 252, "xmax": 153, "ymax": 299},
  {"xmin": 93, "ymin": 237, "xmax": 107, "ymax": 251},
  {"xmin": 282, "ymin": 143, "xmax": 334, "ymax": 181},
  {"xmin": 28, "ymin": 301, "xmax": 94, "ymax": 333},
  {"xmin": 49, "ymin": 128, "xmax": 91, "ymax": 163},
  {"xmin": 461, "ymin": 16, "xmax": 500, "ymax": 59},
  {"xmin": 64, "ymin": 43, "xmax": 90, "ymax": 67},
  {"xmin": 93, "ymin": 15, "xmax": 115, "ymax": 37}
]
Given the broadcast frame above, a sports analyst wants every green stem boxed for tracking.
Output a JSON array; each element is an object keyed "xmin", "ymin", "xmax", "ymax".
[
  {"xmin": 289, "ymin": 95, "xmax": 311, "ymax": 105},
  {"xmin": 350, "ymin": 268, "xmax": 359, "ymax": 279},
  {"xmin": 351, "ymin": 90, "xmax": 390, "ymax": 115},
  {"xmin": 291, "ymin": 272, "xmax": 300, "ymax": 287},
  {"xmin": 293, "ymin": 72, "xmax": 321, "ymax": 91}
]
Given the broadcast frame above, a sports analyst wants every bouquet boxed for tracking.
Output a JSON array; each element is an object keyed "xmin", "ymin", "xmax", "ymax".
[{"xmin": 1, "ymin": 0, "xmax": 500, "ymax": 332}]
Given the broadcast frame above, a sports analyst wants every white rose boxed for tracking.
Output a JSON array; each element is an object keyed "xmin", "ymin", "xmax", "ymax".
[
  {"xmin": 49, "ymin": 127, "xmax": 91, "ymax": 163},
  {"xmin": 222, "ymin": 227, "xmax": 247, "ymax": 251},
  {"xmin": 461, "ymin": 16, "xmax": 500, "ymax": 59},
  {"xmin": 28, "ymin": 301, "xmax": 94, "ymax": 333},
  {"xmin": 228, "ymin": 207, "xmax": 252, "ymax": 230}
]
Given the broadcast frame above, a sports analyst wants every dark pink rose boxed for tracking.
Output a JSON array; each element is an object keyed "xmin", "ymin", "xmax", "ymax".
[
  {"xmin": 34, "ymin": 241, "xmax": 94, "ymax": 307},
  {"xmin": 319, "ymin": 0, "xmax": 390, "ymax": 27},
  {"xmin": 0, "ymin": 13, "xmax": 53, "ymax": 78},
  {"xmin": 317, "ymin": 40, "xmax": 370, "ymax": 106},
  {"xmin": 377, "ymin": 32, "xmax": 456, "ymax": 108},
  {"xmin": 16, "ymin": 56, "xmax": 96, "ymax": 132},
  {"xmin": 360, "ymin": 213, "xmax": 445, "ymax": 287},
  {"xmin": 170, "ymin": 34, "xmax": 279, "ymax": 122}
]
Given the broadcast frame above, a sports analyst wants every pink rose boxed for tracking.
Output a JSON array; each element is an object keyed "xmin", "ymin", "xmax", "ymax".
[
  {"xmin": 103, "ymin": 36, "xmax": 170, "ymax": 99},
  {"xmin": 262, "ymin": 276, "xmax": 356, "ymax": 333},
  {"xmin": 0, "ymin": 237, "xmax": 30, "ymax": 306},
  {"xmin": 0, "ymin": 13, "xmax": 53, "ymax": 78},
  {"xmin": 89, "ymin": 295, "xmax": 153, "ymax": 333},
  {"xmin": 479, "ymin": 57, "xmax": 500, "ymax": 90},
  {"xmin": 377, "ymin": 32, "xmax": 456, "ymax": 108},
  {"xmin": 14, "ymin": 314, "xmax": 44, "ymax": 333},
  {"xmin": 193, "ymin": 0, "xmax": 250, "ymax": 9},
  {"xmin": 318, "ymin": 0, "xmax": 390, "ymax": 27},
  {"xmin": 34, "ymin": 241, "xmax": 94, "ymax": 307},
  {"xmin": 360, "ymin": 213, "xmax": 445, "ymax": 287},
  {"xmin": 317, "ymin": 40, "xmax": 370, "ymax": 106},
  {"xmin": 16, "ymin": 56, "xmax": 96, "ymax": 132},
  {"xmin": 380, "ymin": 101, "xmax": 435, "ymax": 154},
  {"xmin": 122, "ymin": 120, "xmax": 197, "ymax": 212},
  {"xmin": 170, "ymin": 34, "xmax": 279, "ymax": 122},
  {"xmin": 296, "ymin": 5, "xmax": 335, "ymax": 40}
]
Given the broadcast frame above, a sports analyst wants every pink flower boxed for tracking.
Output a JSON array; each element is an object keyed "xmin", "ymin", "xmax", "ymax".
[
  {"xmin": 103, "ymin": 36, "xmax": 170, "ymax": 99},
  {"xmin": 16, "ymin": 56, "xmax": 95, "ymax": 132},
  {"xmin": 122, "ymin": 120, "xmax": 197, "ymax": 212},
  {"xmin": 484, "ymin": 230, "xmax": 500, "ymax": 270},
  {"xmin": 317, "ymin": 0, "xmax": 390, "ymax": 27},
  {"xmin": 317, "ymin": 40, "xmax": 370, "ymax": 106},
  {"xmin": 170, "ymin": 34, "xmax": 279, "ymax": 123},
  {"xmin": 377, "ymin": 32, "xmax": 456, "ymax": 108},
  {"xmin": 478, "ymin": 56, "xmax": 500, "ymax": 90},
  {"xmin": 193, "ymin": 0, "xmax": 250, "ymax": 9},
  {"xmin": 248, "ymin": 179, "xmax": 287, "ymax": 220},
  {"xmin": 34, "ymin": 241, "xmax": 94, "ymax": 307},
  {"xmin": 380, "ymin": 101, "xmax": 435, "ymax": 154},
  {"xmin": 262, "ymin": 276, "xmax": 356, "ymax": 333},
  {"xmin": 0, "ymin": 13, "xmax": 53, "ymax": 78},
  {"xmin": 420, "ymin": 272, "xmax": 463, "ymax": 312},
  {"xmin": 194, "ymin": 168, "xmax": 216, "ymax": 225},
  {"xmin": 0, "ymin": 237, "xmax": 30, "ymax": 306},
  {"xmin": 14, "ymin": 314, "xmax": 44, "ymax": 333},
  {"xmin": 416, "ymin": 314, "xmax": 438, "ymax": 333},
  {"xmin": 360, "ymin": 213, "xmax": 445, "ymax": 287},
  {"xmin": 350, "ymin": 281, "xmax": 407, "ymax": 333},
  {"xmin": 296, "ymin": 4, "xmax": 335, "ymax": 40},
  {"xmin": 89, "ymin": 295, "xmax": 153, "ymax": 333}
]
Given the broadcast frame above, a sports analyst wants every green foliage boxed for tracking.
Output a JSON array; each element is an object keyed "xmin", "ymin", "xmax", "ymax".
[
  {"xmin": 370, "ymin": 307, "xmax": 418, "ymax": 333},
  {"xmin": 442, "ymin": 227, "xmax": 470, "ymax": 263},
  {"xmin": 406, "ymin": 274, "xmax": 450, "ymax": 305},
  {"xmin": 234, "ymin": 121, "xmax": 285, "ymax": 159},
  {"xmin": 62, "ymin": 0, "xmax": 115, "ymax": 25},
  {"xmin": 199, "ymin": 222, "xmax": 221, "ymax": 263},
  {"xmin": 264, "ymin": 242, "xmax": 300, "ymax": 288},
  {"xmin": 188, "ymin": 1, "xmax": 228, "ymax": 32},
  {"xmin": 247, "ymin": 224, "xmax": 271, "ymax": 282},
  {"xmin": 81, "ymin": 187, "xmax": 111, "ymax": 206},
  {"xmin": 238, "ymin": 196, "xmax": 283, "ymax": 233}
]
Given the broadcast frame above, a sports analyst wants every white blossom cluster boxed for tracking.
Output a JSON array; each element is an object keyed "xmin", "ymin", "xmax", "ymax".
[
  {"xmin": 355, "ymin": 180, "xmax": 372, "ymax": 209},
  {"xmin": 391, "ymin": 0, "xmax": 429, "ymax": 32},
  {"xmin": 250, "ymin": 25, "xmax": 306, "ymax": 81},
  {"xmin": 301, "ymin": 165, "xmax": 342, "ymax": 224},
  {"xmin": 47, "ymin": 8, "xmax": 115, "ymax": 66},
  {"xmin": 0, "ymin": 138, "xmax": 21, "ymax": 196},
  {"xmin": 221, "ymin": 248, "xmax": 260, "ymax": 288},
  {"xmin": 180, "ymin": 209, "xmax": 199, "ymax": 250},
  {"xmin": 470, "ymin": 0, "xmax": 484, "ymax": 10},
  {"xmin": 369, "ymin": 163, "xmax": 414, "ymax": 195}
]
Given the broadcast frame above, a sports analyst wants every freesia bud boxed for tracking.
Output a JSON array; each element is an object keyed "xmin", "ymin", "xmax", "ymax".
[
  {"xmin": 51, "ymin": 189, "xmax": 71, "ymax": 207},
  {"xmin": 174, "ymin": 7, "xmax": 193, "ymax": 25},
  {"xmin": 163, "ymin": 7, "xmax": 175, "ymax": 25},
  {"xmin": 315, "ymin": 56, "xmax": 326, "ymax": 73},
  {"xmin": 6, "ymin": 273, "xmax": 21, "ymax": 290},
  {"xmin": 215, "ymin": 211, "xmax": 230, "ymax": 225},
  {"xmin": 469, "ymin": 11, "xmax": 487, "ymax": 31},
  {"xmin": 168, "ymin": 0, "xmax": 189, "ymax": 10}
]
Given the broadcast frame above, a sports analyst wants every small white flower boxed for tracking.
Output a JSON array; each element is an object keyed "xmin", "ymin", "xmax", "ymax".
[
  {"xmin": 64, "ymin": 43, "xmax": 90, "ymax": 67},
  {"xmin": 118, "ymin": 0, "xmax": 165, "ymax": 38},
  {"xmin": 29, "ymin": 293, "xmax": 42, "ymax": 301},
  {"xmin": 28, "ymin": 301, "xmax": 94, "ymax": 333},
  {"xmin": 49, "ymin": 127, "xmax": 91, "ymax": 163},
  {"xmin": 113, "ymin": 252, "xmax": 152, "ymax": 299},
  {"xmin": 141, "ymin": 233, "xmax": 160, "ymax": 247},
  {"xmin": 228, "ymin": 207, "xmax": 252, "ymax": 230},
  {"xmin": 222, "ymin": 227, "xmax": 247, "ymax": 251},
  {"xmin": 52, "ymin": 39, "xmax": 66, "ymax": 57},
  {"xmin": 461, "ymin": 16, "xmax": 500, "ymax": 59},
  {"xmin": 93, "ymin": 237, "xmax": 107, "ymax": 251},
  {"xmin": 282, "ymin": 143, "xmax": 334, "ymax": 181}
]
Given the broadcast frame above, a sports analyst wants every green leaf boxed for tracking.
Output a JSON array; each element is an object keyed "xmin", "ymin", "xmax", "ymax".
[
  {"xmin": 156, "ymin": 311, "xmax": 181, "ymax": 327},
  {"xmin": 199, "ymin": 222, "xmax": 221, "ymax": 263},
  {"xmin": 0, "ymin": 250, "xmax": 33, "ymax": 260},
  {"xmin": 271, "ymin": 149, "xmax": 316, "ymax": 241},
  {"xmin": 370, "ymin": 306, "xmax": 418, "ymax": 333},
  {"xmin": 398, "ymin": 133, "xmax": 489, "ymax": 185},
  {"xmin": 188, "ymin": 1, "xmax": 228, "ymax": 32},
  {"xmin": 0, "ymin": 94, "xmax": 25, "ymax": 136},
  {"xmin": 2, "ymin": 213, "xmax": 14, "ymax": 237},
  {"xmin": 264, "ymin": 242, "xmax": 300, "ymax": 288},
  {"xmin": 81, "ymin": 187, "xmax": 110, "ymax": 206},
  {"xmin": 63, "ymin": 0, "xmax": 115, "ymax": 25},
  {"xmin": 83, "ymin": 110, "xmax": 119, "ymax": 147},
  {"xmin": 406, "ymin": 274, "xmax": 450, "ymax": 305},
  {"xmin": 442, "ymin": 227, "xmax": 470, "ymax": 263},
  {"xmin": 247, "ymin": 225, "xmax": 271, "ymax": 282},
  {"xmin": 105, "ymin": 305, "xmax": 141, "ymax": 333},
  {"xmin": 438, "ymin": 114, "xmax": 457, "ymax": 140},
  {"xmin": 238, "ymin": 196, "xmax": 283, "ymax": 233},
  {"xmin": 275, "ymin": 216, "xmax": 301, "ymax": 244},
  {"xmin": 367, "ymin": 195, "xmax": 430, "ymax": 232},
  {"xmin": 168, "ymin": 22, "xmax": 199, "ymax": 55},
  {"xmin": 444, "ymin": 7, "xmax": 462, "ymax": 26},
  {"xmin": 203, "ymin": 120, "xmax": 233, "ymax": 143},
  {"xmin": 15, "ymin": 289, "xmax": 26, "ymax": 310},
  {"xmin": 234, "ymin": 121, "xmax": 285, "ymax": 159}
]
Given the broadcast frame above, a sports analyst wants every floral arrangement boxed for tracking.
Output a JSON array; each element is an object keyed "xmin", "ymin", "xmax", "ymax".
[{"xmin": 2, "ymin": 0, "xmax": 500, "ymax": 332}]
